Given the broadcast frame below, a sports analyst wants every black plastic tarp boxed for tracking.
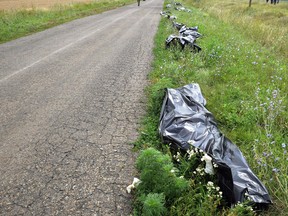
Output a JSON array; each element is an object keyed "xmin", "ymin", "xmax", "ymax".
[
  {"xmin": 159, "ymin": 83, "xmax": 272, "ymax": 206},
  {"xmin": 166, "ymin": 25, "xmax": 202, "ymax": 52}
]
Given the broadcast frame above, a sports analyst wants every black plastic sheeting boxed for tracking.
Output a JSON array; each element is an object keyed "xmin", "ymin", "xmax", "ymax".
[
  {"xmin": 172, "ymin": 21, "xmax": 184, "ymax": 30},
  {"xmin": 166, "ymin": 35, "xmax": 201, "ymax": 52},
  {"xmin": 165, "ymin": 24, "xmax": 202, "ymax": 51},
  {"xmin": 159, "ymin": 83, "xmax": 272, "ymax": 206}
]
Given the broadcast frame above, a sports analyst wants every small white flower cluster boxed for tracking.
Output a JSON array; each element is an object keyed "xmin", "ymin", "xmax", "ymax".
[
  {"xmin": 233, "ymin": 202, "xmax": 254, "ymax": 213},
  {"xmin": 170, "ymin": 167, "xmax": 178, "ymax": 173},
  {"xmin": 187, "ymin": 140, "xmax": 203, "ymax": 160},
  {"xmin": 207, "ymin": 181, "xmax": 222, "ymax": 199},
  {"xmin": 193, "ymin": 167, "xmax": 205, "ymax": 176},
  {"xmin": 186, "ymin": 148, "xmax": 196, "ymax": 160},
  {"xmin": 173, "ymin": 151, "xmax": 181, "ymax": 162},
  {"xmin": 126, "ymin": 177, "xmax": 141, "ymax": 194}
]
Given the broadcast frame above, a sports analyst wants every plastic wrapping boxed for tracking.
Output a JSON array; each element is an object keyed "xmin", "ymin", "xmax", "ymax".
[
  {"xmin": 159, "ymin": 83, "xmax": 272, "ymax": 205},
  {"xmin": 166, "ymin": 35, "xmax": 201, "ymax": 52},
  {"xmin": 166, "ymin": 24, "xmax": 201, "ymax": 51},
  {"xmin": 172, "ymin": 21, "xmax": 184, "ymax": 30},
  {"xmin": 179, "ymin": 25, "xmax": 200, "ymax": 38}
]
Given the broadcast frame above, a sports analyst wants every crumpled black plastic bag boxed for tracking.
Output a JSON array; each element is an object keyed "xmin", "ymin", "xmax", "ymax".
[
  {"xmin": 159, "ymin": 83, "xmax": 272, "ymax": 206},
  {"xmin": 166, "ymin": 35, "xmax": 201, "ymax": 52},
  {"xmin": 166, "ymin": 25, "xmax": 202, "ymax": 52},
  {"xmin": 172, "ymin": 21, "xmax": 184, "ymax": 30},
  {"xmin": 179, "ymin": 25, "xmax": 201, "ymax": 38}
]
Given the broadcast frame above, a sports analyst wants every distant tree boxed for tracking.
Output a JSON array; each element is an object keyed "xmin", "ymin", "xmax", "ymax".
[{"xmin": 249, "ymin": 0, "xmax": 252, "ymax": 7}]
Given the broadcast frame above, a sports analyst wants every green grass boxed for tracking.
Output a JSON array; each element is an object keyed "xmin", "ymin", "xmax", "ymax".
[
  {"xmin": 186, "ymin": 0, "xmax": 288, "ymax": 59},
  {"xmin": 134, "ymin": 0, "xmax": 288, "ymax": 215},
  {"xmin": 0, "ymin": 0, "xmax": 135, "ymax": 43}
]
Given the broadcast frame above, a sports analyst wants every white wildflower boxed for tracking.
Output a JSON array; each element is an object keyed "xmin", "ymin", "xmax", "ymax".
[
  {"xmin": 173, "ymin": 152, "xmax": 181, "ymax": 162},
  {"xmin": 207, "ymin": 181, "xmax": 214, "ymax": 187},
  {"xmin": 187, "ymin": 148, "xmax": 195, "ymax": 160},
  {"xmin": 171, "ymin": 168, "xmax": 178, "ymax": 173},
  {"xmin": 213, "ymin": 162, "xmax": 218, "ymax": 168}
]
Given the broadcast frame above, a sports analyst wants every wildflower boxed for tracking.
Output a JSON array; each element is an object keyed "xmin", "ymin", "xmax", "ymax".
[
  {"xmin": 272, "ymin": 168, "xmax": 280, "ymax": 173},
  {"xmin": 213, "ymin": 162, "xmax": 218, "ymax": 168},
  {"xmin": 282, "ymin": 143, "xmax": 286, "ymax": 148},
  {"xmin": 207, "ymin": 181, "xmax": 214, "ymax": 187},
  {"xmin": 173, "ymin": 152, "xmax": 181, "ymax": 162},
  {"xmin": 201, "ymin": 154, "xmax": 214, "ymax": 175},
  {"xmin": 267, "ymin": 134, "xmax": 272, "ymax": 138},
  {"xmin": 170, "ymin": 168, "xmax": 176, "ymax": 173},
  {"xmin": 272, "ymin": 90, "xmax": 278, "ymax": 99},
  {"xmin": 187, "ymin": 148, "xmax": 195, "ymax": 160}
]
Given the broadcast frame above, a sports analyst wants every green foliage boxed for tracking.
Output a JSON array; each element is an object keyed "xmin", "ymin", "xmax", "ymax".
[
  {"xmin": 226, "ymin": 202, "xmax": 256, "ymax": 216},
  {"xmin": 142, "ymin": 193, "xmax": 167, "ymax": 216},
  {"xmin": 136, "ymin": 148, "xmax": 189, "ymax": 205}
]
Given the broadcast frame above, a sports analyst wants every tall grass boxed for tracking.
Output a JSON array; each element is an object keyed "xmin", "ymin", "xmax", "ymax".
[
  {"xmin": 0, "ymin": 0, "xmax": 134, "ymax": 43},
  {"xmin": 134, "ymin": 0, "xmax": 287, "ymax": 215},
  {"xmin": 185, "ymin": 0, "xmax": 288, "ymax": 59}
]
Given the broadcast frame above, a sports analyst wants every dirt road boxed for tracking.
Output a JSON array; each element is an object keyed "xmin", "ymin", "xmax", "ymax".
[{"xmin": 0, "ymin": 0, "xmax": 163, "ymax": 215}]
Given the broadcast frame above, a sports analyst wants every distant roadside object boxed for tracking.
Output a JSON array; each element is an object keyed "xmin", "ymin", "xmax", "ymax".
[
  {"xmin": 166, "ymin": 25, "xmax": 202, "ymax": 52},
  {"xmin": 266, "ymin": 0, "xmax": 280, "ymax": 4},
  {"xmin": 137, "ymin": 0, "xmax": 145, "ymax": 6}
]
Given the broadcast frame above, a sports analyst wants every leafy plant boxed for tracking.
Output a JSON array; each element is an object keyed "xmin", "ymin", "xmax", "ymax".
[
  {"xmin": 136, "ymin": 148, "xmax": 189, "ymax": 206},
  {"xmin": 142, "ymin": 193, "xmax": 167, "ymax": 216}
]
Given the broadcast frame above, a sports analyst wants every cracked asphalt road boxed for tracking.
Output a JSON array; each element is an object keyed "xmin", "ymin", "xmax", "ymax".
[{"xmin": 0, "ymin": 0, "xmax": 163, "ymax": 215}]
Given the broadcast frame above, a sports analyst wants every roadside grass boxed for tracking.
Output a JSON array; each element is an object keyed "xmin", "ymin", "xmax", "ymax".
[
  {"xmin": 186, "ymin": 0, "xmax": 288, "ymax": 59},
  {"xmin": 134, "ymin": 0, "xmax": 287, "ymax": 215},
  {"xmin": 0, "ymin": 0, "xmax": 134, "ymax": 43}
]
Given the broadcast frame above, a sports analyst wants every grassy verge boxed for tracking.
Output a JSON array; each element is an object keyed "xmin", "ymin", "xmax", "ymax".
[
  {"xmin": 186, "ymin": 0, "xmax": 288, "ymax": 59},
  {"xmin": 0, "ymin": 0, "xmax": 135, "ymax": 43},
  {"xmin": 133, "ymin": 0, "xmax": 287, "ymax": 215}
]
